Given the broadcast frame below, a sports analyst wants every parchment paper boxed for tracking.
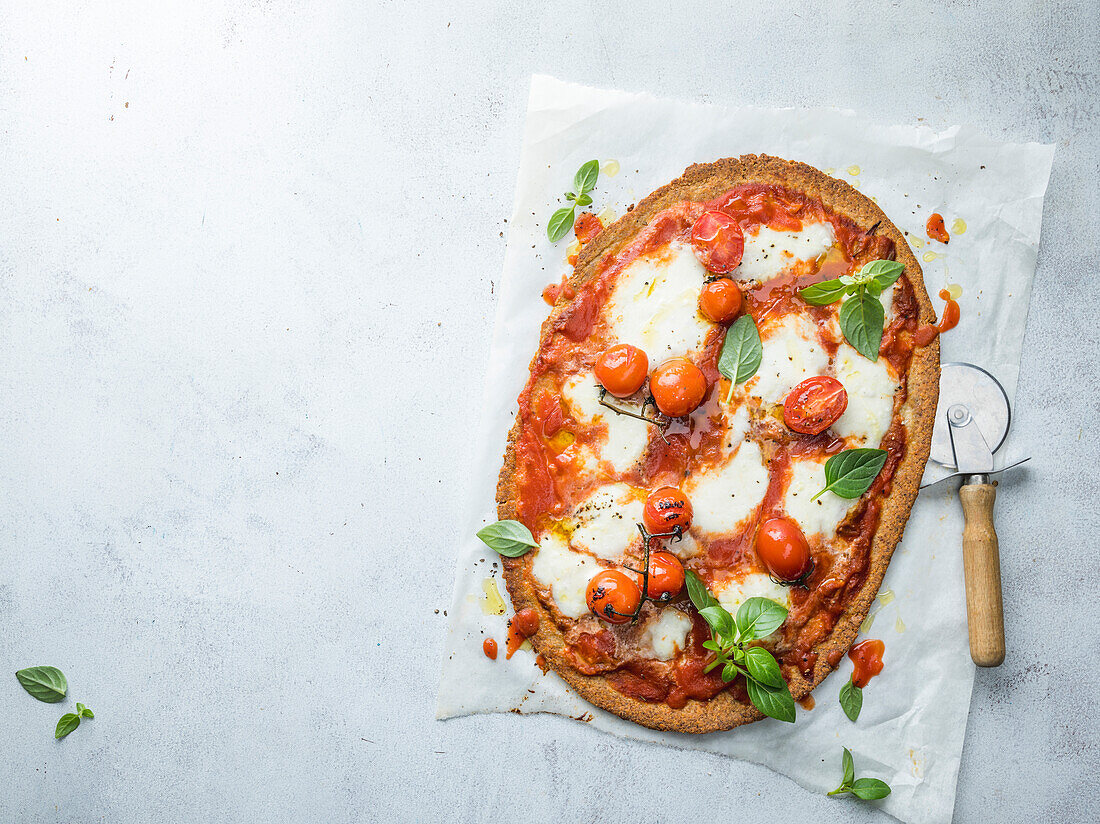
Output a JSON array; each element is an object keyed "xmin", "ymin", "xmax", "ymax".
[{"xmin": 437, "ymin": 75, "xmax": 1053, "ymax": 824}]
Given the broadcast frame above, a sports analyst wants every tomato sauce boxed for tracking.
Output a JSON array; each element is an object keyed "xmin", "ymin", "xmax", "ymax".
[
  {"xmin": 508, "ymin": 182, "xmax": 922, "ymax": 705},
  {"xmin": 926, "ymin": 212, "xmax": 949, "ymax": 244},
  {"xmin": 505, "ymin": 608, "xmax": 541, "ymax": 659},
  {"xmin": 542, "ymin": 275, "xmax": 575, "ymax": 306},
  {"xmin": 849, "ymin": 639, "xmax": 885, "ymax": 687},
  {"xmin": 482, "ymin": 638, "xmax": 498, "ymax": 660}
]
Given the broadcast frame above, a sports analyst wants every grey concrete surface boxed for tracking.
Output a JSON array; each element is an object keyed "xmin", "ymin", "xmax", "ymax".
[{"xmin": 1, "ymin": 1, "xmax": 1097, "ymax": 822}]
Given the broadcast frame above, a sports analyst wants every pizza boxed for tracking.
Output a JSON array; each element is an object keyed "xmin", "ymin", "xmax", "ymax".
[{"xmin": 487, "ymin": 154, "xmax": 939, "ymax": 733}]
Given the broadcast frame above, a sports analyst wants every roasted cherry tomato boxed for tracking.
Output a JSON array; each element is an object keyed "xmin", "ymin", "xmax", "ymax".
[
  {"xmin": 698, "ymin": 278, "xmax": 743, "ymax": 323},
  {"xmin": 644, "ymin": 550, "xmax": 685, "ymax": 601},
  {"xmin": 586, "ymin": 569, "xmax": 643, "ymax": 624},
  {"xmin": 690, "ymin": 210, "xmax": 745, "ymax": 274},
  {"xmin": 650, "ymin": 358, "xmax": 708, "ymax": 417},
  {"xmin": 594, "ymin": 344, "xmax": 649, "ymax": 398},
  {"xmin": 756, "ymin": 517, "xmax": 812, "ymax": 582},
  {"xmin": 643, "ymin": 486, "xmax": 693, "ymax": 535},
  {"xmin": 783, "ymin": 376, "xmax": 848, "ymax": 435}
]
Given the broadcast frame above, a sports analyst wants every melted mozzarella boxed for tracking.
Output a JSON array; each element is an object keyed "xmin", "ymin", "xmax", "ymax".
[
  {"xmin": 831, "ymin": 343, "xmax": 899, "ymax": 447},
  {"xmin": 640, "ymin": 608, "xmax": 693, "ymax": 660},
  {"xmin": 685, "ymin": 440, "xmax": 769, "ymax": 536},
  {"xmin": 714, "ymin": 573, "xmax": 791, "ymax": 624},
  {"xmin": 561, "ymin": 373, "xmax": 651, "ymax": 474},
  {"xmin": 745, "ymin": 313, "xmax": 829, "ymax": 404},
  {"xmin": 606, "ymin": 242, "xmax": 712, "ymax": 360},
  {"xmin": 721, "ymin": 404, "xmax": 751, "ymax": 454},
  {"xmin": 569, "ymin": 483, "xmax": 642, "ymax": 560},
  {"xmin": 664, "ymin": 531, "xmax": 701, "ymax": 560},
  {"xmin": 735, "ymin": 223, "xmax": 836, "ymax": 281},
  {"xmin": 783, "ymin": 456, "xmax": 853, "ymax": 539},
  {"xmin": 530, "ymin": 533, "xmax": 597, "ymax": 619}
]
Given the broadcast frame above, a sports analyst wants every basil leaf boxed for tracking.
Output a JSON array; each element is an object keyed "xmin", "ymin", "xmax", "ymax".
[
  {"xmin": 547, "ymin": 206, "xmax": 576, "ymax": 243},
  {"xmin": 735, "ymin": 597, "xmax": 788, "ymax": 640},
  {"xmin": 731, "ymin": 645, "xmax": 746, "ymax": 664},
  {"xmin": 476, "ymin": 520, "xmax": 539, "ymax": 558},
  {"xmin": 842, "ymin": 746, "xmax": 855, "ymax": 787},
  {"xmin": 839, "ymin": 288, "xmax": 885, "ymax": 361},
  {"xmin": 79, "ymin": 704, "xmax": 94, "ymax": 719},
  {"xmin": 573, "ymin": 159, "xmax": 600, "ymax": 195},
  {"xmin": 699, "ymin": 605, "xmax": 736, "ymax": 639},
  {"xmin": 799, "ymin": 278, "xmax": 850, "ymax": 306},
  {"xmin": 744, "ymin": 645, "xmax": 785, "ymax": 689},
  {"xmin": 839, "ymin": 678, "xmax": 863, "ymax": 721},
  {"xmin": 813, "ymin": 448, "xmax": 888, "ymax": 501},
  {"xmin": 575, "ymin": 193, "xmax": 593, "ymax": 207},
  {"xmin": 55, "ymin": 713, "xmax": 81, "ymax": 740},
  {"xmin": 684, "ymin": 570, "xmax": 720, "ymax": 612},
  {"xmin": 718, "ymin": 315, "xmax": 762, "ymax": 390},
  {"xmin": 722, "ymin": 662, "xmax": 737, "ymax": 682},
  {"xmin": 745, "ymin": 677, "xmax": 796, "ymax": 723},
  {"xmin": 859, "ymin": 259, "xmax": 904, "ymax": 291},
  {"xmin": 701, "ymin": 639, "xmax": 721, "ymax": 652},
  {"xmin": 16, "ymin": 666, "xmax": 68, "ymax": 703},
  {"xmin": 850, "ymin": 778, "xmax": 892, "ymax": 800}
]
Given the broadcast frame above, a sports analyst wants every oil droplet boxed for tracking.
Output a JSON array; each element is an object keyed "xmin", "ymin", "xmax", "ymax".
[
  {"xmin": 600, "ymin": 159, "xmax": 620, "ymax": 178},
  {"xmin": 566, "ymin": 238, "xmax": 581, "ymax": 258},
  {"xmin": 823, "ymin": 168, "xmax": 836, "ymax": 176},
  {"xmin": 481, "ymin": 577, "xmax": 506, "ymax": 616},
  {"xmin": 860, "ymin": 611, "xmax": 876, "ymax": 633},
  {"xmin": 895, "ymin": 615, "xmax": 907, "ymax": 633},
  {"xmin": 909, "ymin": 236, "xmax": 925, "ymax": 249},
  {"xmin": 878, "ymin": 589, "xmax": 895, "ymax": 606},
  {"xmin": 596, "ymin": 205, "xmax": 617, "ymax": 225},
  {"xmin": 849, "ymin": 178, "xmax": 861, "ymax": 189},
  {"xmin": 547, "ymin": 430, "xmax": 575, "ymax": 453},
  {"xmin": 922, "ymin": 251, "xmax": 943, "ymax": 263},
  {"xmin": 950, "ymin": 217, "xmax": 967, "ymax": 235},
  {"xmin": 946, "ymin": 283, "xmax": 963, "ymax": 300},
  {"xmin": 847, "ymin": 165, "xmax": 861, "ymax": 176}
]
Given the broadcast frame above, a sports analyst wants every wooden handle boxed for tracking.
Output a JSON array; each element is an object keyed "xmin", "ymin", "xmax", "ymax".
[{"xmin": 959, "ymin": 482, "xmax": 1006, "ymax": 667}]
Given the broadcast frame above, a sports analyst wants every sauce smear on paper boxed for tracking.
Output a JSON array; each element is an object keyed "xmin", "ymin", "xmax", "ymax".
[
  {"xmin": 926, "ymin": 212, "xmax": 950, "ymax": 243},
  {"xmin": 482, "ymin": 638, "xmax": 498, "ymax": 660},
  {"xmin": 505, "ymin": 608, "xmax": 541, "ymax": 659},
  {"xmin": 849, "ymin": 639, "xmax": 885, "ymax": 688}
]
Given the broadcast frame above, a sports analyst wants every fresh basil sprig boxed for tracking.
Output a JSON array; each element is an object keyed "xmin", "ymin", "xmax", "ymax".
[
  {"xmin": 828, "ymin": 747, "xmax": 892, "ymax": 800},
  {"xmin": 839, "ymin": 678, "xmax": 863, "ymax": 721},
  {"xmin": 812, "ymin": 448, "xmax": 888, "ymax": 501},
  {"xmin": 685, "ymin": 571, "xmax": 796, "ymax": 723},
  {"xmin": 476, "ymin": 520, "xmax": 540, "ymax": 558},
  {"xmin": 799, "ymin": 259, "xmax": 904, "ymax": 361},
  {"xmin": 718, "ymin": 315, "xmax": 762, "ymax": 403},
  {"xmin": 55, "ymin": 703, "xmax": 94, "ymax": 740},
  {"xmin": 547, "ymin": 159, "xmax": 600, "ymax": 242},
  {"xmin": 16, "ymin": 666, "xmax": 68, "ymax": 703}
]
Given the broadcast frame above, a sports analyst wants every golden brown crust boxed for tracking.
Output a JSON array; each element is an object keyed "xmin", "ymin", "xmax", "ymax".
[{"xmin": 496, "ymin": 154, "xmax": 939, "ymax": 732}]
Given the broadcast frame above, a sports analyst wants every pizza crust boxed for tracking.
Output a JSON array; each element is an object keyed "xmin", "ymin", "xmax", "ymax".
[{"xmin": 496, "ymin": 154, "xmax": 940, "ymax": 732}]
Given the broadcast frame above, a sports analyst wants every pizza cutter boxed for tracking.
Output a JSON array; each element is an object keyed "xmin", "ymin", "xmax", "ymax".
[{"xmin": 924, "ymin": 363, "xmax": 1029, "ymax": 667}]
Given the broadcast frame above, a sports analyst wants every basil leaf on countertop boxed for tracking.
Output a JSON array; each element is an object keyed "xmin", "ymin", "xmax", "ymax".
[
  {"xmin": 54, "ymin": 713, "xmax": 81, "ymax": 740},
  {"xmin": 16, "ymin": 666, "xmax": 68, "ymax": 703},
  {"xmin": 476, "ymin": 520, "xmax": 539, "ymax": 557},
  {"xmin": 839, "ymin": 678, "xmax": 863, "ymax": 721},
  {"xmin": 839, "ymin": 287, "xmax": 886, "ymax": 361},
  {"xmin": 842, "ymin": 746, "xmax": 856, "ymax": 787},
  {"xmin": 719, "ymin": 315, "xmax": 762, "ymax": 401},
  {"xmin": 813, "ymin": 448, "xmax": 888, "ymax": 501}
]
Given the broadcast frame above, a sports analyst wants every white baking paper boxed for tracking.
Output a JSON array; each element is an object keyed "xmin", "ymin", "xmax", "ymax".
[{"xmin": 437, "ymin": 75, "xmax": 1053, "ymax": 824}]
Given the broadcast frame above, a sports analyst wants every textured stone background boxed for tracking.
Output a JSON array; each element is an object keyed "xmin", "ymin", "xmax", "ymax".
[{"xmin": 1, "ymin": 1, "xmax": 1097, "ymax": 822}]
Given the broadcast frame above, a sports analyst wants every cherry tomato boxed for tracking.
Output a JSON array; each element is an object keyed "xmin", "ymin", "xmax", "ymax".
[
  {"xmin": 650, "ymin": 358, "xmax": 708, "ymax": 417},
  {"xmin": 644, "ymin": 550, "xmax": 685, "ymax": 601},
  {"xmin": 690, "ymin": 210, "xmax": 745, "ymax": 273},
  {"xmin": 594, "ymin": 344, "xmax": 649, "ymax": 398},
  {"xmin": 698, "ymin": 278, "xmax": 743, "ymax": 323},
  {"xmin": 756, "ymin": 517, "xmax": 812, "ymax": 582},
  {"xmin": 586, "ymin": 569, "xmax": 643, "ymax": 624},
  {"xmin": 783, "ymin": 376, "xmax": 849, "ymax": 435},
  {"xmin": 643, "ymin": 486, "xmax": 693, "ymax": 535}
]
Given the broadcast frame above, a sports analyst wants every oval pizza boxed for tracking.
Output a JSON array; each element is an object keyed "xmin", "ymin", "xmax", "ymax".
[{"xmin": 485, "ymin": 154, "xmax": 939, "ymax": 733}]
